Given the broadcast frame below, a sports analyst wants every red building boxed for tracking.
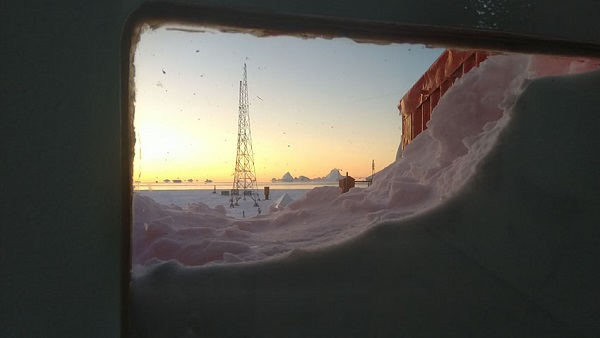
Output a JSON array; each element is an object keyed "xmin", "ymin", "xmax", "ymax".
[
  {"xmin": 339, "ymin": 174, "xmax": 355, "ymax": 194},
  {"xmin": 399, "ymin": 50, "xmax": 492, "ymax": 151}
]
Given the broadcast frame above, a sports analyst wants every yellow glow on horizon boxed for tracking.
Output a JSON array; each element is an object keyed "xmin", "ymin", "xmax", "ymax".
[{"xmin": 132, "ymin": 26, "xmax": 443, "ymax": 184}]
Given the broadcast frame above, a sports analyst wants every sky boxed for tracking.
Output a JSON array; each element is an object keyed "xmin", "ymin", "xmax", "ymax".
[{"xmin": 133, "ymin": 25, "xmax": 444, "ymax": 182}]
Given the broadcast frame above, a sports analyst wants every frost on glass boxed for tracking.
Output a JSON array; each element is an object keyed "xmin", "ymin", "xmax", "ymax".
[{"xmin": 465, "ymin": 0, "xmax": 533, "ymax": 29}]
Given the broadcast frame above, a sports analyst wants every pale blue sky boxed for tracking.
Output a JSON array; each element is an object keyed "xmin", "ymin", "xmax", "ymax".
[{"xmin": 133, "ymin": 25, "xmax": 443, "ymax": 181}]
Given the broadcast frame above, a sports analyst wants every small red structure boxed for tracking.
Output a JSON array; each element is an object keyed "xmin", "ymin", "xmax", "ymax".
[
  {"xmin": 399, "ymin": 49, "xmax": 492, "ymax": 151},
  {"xmin": 339, "ymin": 172, "xmax": 355, "ymax": 194}
]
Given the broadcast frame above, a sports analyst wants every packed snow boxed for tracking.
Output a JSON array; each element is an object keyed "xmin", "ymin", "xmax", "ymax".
[{"xmin": 131, "ymin": 53, "xmax": 600, "ymax": 337}]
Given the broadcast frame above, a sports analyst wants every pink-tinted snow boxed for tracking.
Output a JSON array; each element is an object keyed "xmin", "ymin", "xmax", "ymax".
[
  {"xmin": 131, "ymin": 53, "xmax": 600, "ymax": 337},
  {"xmin": 133, "ymin": 54, "xmax": 598, "ymax": 267}
]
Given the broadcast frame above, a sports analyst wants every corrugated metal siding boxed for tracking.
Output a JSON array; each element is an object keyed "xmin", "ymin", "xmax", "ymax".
[{"xmin": 398, "ymin": 49, "xmax": 493, "ymax": 151}]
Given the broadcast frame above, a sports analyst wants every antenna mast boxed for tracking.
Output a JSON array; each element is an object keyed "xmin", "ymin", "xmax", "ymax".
[{"xmin": 232, "ymin": 63, "xmax": 259, "ymax": 205}]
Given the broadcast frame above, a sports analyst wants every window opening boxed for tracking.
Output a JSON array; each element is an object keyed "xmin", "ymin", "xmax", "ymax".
[{"xmin": 127, "ymin": 14, "xmax": 600, "ymax": 338}]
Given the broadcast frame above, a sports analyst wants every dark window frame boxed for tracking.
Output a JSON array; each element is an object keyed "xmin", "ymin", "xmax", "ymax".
[{"xmin": 120, "ymin": 3, "xmax": 600, "ymax": 335}]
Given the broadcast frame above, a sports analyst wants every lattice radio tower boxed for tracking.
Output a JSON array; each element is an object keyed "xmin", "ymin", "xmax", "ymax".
[{"xmin": 231, "ymin": 63, "xmax": 259, "ymax": 206}]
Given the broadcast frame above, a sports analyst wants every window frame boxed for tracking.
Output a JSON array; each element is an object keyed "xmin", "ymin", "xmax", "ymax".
[{"xmin": 120, "ymin": 3, "xmax": 600, "ymax": 334}]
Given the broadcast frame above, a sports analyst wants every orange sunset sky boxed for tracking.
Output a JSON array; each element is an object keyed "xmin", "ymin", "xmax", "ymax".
[{"xmin": 133, "ymin": 25, "xmax": 443, "ymax": 183}]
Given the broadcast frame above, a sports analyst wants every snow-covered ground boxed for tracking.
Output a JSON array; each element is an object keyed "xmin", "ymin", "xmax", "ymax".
[
  {"xmin": 131, "ymin": 53, "xmax": 600, "ymax": 337},
  {"xmin": 135, "ymin": 188, "xmax": 314, "ymax": 219}
]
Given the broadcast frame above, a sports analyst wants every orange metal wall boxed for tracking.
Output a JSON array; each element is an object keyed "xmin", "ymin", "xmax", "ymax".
[{"xmin": 399, "ymin": 50, "xmax": 492, "ymax": 151}]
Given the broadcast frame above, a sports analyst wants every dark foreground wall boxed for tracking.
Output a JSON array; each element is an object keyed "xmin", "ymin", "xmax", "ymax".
[{"xmin": 1, "ymin": 0, "xmax": 599, "ymax": 336}]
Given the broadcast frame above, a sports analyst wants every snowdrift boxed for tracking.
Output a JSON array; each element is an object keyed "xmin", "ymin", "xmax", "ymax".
[{"xmin": 132, "ymin": 54, "xmax": 600, "ymax": 337}]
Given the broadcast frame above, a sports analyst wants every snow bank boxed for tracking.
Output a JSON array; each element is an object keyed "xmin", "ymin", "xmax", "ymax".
[
  {"xmin": 132, "ymin": 54, "xmax": 600, "ymax": 337},
  {"xmin": 269, "ymin": 192, "xmax": 294, "ymax": 211},
  {"xmin": 131, "ymin": 54, "xmax": 538, "ymax": 267}
]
